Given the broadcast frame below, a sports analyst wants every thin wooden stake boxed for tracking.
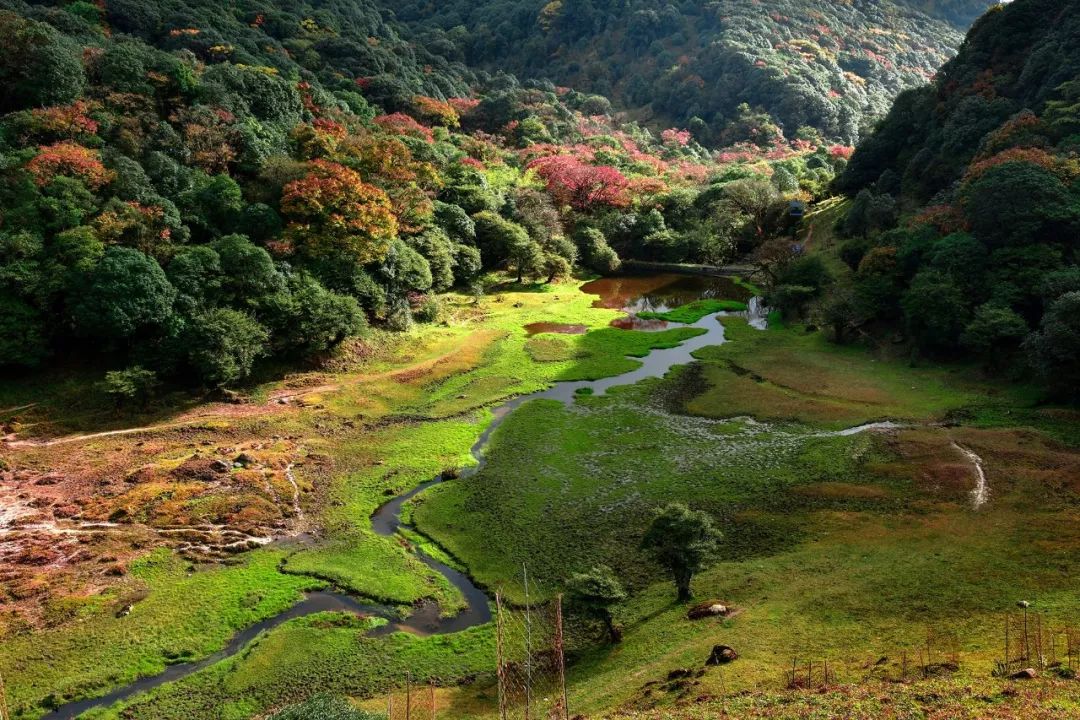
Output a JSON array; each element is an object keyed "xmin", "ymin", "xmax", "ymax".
[
  {"xmin": 406, "ymin": 671, "xmax": 412, "ymax": 720},
  {"xmin": 1005, "ymin": 614, "xmax": 1010, "ymax": 672},
  {"xmin": 718, "ymin": 662, "xmax": 727, "ymax": 715},
  {"xmin": 388, "ymin": 691, "xmax": 394, "ymax": 720},
  {"xmin": 430, "ymin": 679, "xmax": 436, "ymax": 720},
  {"xmin": 1036, "ymin": 613, "xmax": 1043, "ymax": 667},
  {"xmin": 1023, "ymin": 606, "xmax": 1030, "ymax": 665},
  {"xmin": 555, "ymin": 594, "xmax": 569, "ymax": 720},
  {"xmin": 496, "ymin": 591, "xmax": 508, "ymax": 720}
]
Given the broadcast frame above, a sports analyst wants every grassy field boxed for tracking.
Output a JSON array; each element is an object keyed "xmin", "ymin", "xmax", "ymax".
[{"xmin": 4, "ymin": 263, "xmax": 1080, "ymax": 720}]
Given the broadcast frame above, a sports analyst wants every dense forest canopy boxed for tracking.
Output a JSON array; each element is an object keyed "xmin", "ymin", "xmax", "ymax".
[
  {"xmin": 831, "ymin": 0, "xmax": 1080, "ymax": 397},
  {"xmin": 0, "ymin": 0, "xmax": 852, "ymax": 391},
  {"xmin": 391, "ymin": 0, "xmax": 996, "ymax": 145}
]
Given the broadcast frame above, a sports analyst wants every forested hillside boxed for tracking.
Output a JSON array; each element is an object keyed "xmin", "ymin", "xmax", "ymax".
[
  {"xmin": 0, "ymin": 0, "xmax": 852, "ymax": 390},
  {"xmin": 392, "ymin": 0, "xmax": 994, "ymax": 145},
  {"xmin": 830, "ymin": 0, "xmax": 1080, "ymax": 396}
]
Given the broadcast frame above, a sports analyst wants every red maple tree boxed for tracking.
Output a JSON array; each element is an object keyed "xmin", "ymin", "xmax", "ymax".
[{"xmin": 527, "ymin": 155, "xmax": 629, "ymax": 209}]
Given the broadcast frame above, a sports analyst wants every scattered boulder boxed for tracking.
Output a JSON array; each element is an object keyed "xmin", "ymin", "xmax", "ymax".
[
  {"xmin": 175, "ymin": 457, "xmax": 228, "ymax": 482},
  {"xmin": 688, "ymin": 600, "xmax": 729, "ymax": 620},
  {"xmin": 219, "ymin": 389, "xmax": 248, "ymax": 404},
  {"xmin": 233, "ymin": 453, "xmax": 257, "ymax": 468},
  {"xmin": 1009, "ymin": 668, "xmax": 1038, "ymax": 680},
  {"xmin": 706, "ymin": 645, "xmax": 738, "ymax": 665},
  {"xmin": 210, "ymin": 459, "xmax": 231, "ymax": 474}
]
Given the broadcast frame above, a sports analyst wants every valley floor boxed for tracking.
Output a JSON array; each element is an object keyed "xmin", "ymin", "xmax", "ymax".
[{"xmin": 2, "ymin": 259, "xmax": 1079, "ymax": 719}]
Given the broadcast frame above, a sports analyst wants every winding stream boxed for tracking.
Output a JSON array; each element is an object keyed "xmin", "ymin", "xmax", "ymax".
[{"xmin": 41, "ymin": 275, "xmax": 808, "ymax": 719}]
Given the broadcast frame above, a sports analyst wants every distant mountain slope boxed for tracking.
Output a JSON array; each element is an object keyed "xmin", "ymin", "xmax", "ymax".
[
  {"xmin": 60, "ymin": 0, "xmax": 474, "ymax": 109},
  {"xmin": 840, "ymin": 0, "xmax": 1080, "ymax": 199},
  {"xmin": 390, "ymin": 0, "xmax": 995, "ymax": 144},
  {"xmin": 903, "ymin": 0, "xmax": 1001, "ymax": 26}
]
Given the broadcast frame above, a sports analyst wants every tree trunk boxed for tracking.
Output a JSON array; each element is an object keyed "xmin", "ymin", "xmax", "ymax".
[
  {"xmin": 676, "ymin": 569, "xmax": 693, "ymax": 602},
  {"xmin": 603, "ymin": 613, "xmax": 621, "ymax": 643}
]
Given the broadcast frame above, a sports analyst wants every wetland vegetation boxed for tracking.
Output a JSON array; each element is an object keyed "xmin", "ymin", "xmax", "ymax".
[{"xmin": 3, "ymin": 0, "xmax": 1080, "ymax": 718}]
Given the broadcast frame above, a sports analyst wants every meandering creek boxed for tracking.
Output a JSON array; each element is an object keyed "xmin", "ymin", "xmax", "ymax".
[{"xmin": 43, "ymin": 274, "xmax": 861, "ymax": 718}]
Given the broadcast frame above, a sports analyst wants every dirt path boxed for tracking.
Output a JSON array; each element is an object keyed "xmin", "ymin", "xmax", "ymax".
[{"xmin": 952, "ymin": 441, "xmax": 990, "ymax": 509}]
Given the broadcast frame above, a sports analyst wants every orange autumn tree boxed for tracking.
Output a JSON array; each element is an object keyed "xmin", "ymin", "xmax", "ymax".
[
  {"xmin": 26, "ymin": 142, "xmax": 112, "ymax": 189},
  {"xmin": 281, "ymin": 160, "xmax": 397, "ymax": 263},
  {"xmin": 412, "ymin": 96, "xmax": 460, "ymax": 128}
]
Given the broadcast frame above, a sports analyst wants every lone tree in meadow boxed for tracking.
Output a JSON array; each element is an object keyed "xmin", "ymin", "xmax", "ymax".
[
  {"xmin": 641, "ymin": 503, "xmax": 722, "ymax": 602},
  {"xmin": 566, "ymin": 564, "xmax": 627, "ymax": 643}
]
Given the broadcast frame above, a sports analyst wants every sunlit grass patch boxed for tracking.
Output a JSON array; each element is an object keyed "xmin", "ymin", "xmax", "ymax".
[{"xmin": 685, "ymin": 318, "xmax": 1033, "ymax": 428}]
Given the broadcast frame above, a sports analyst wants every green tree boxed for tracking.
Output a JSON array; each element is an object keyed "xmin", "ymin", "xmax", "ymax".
[
  {"xmin": 842, "ymin": 189, "xmax": 898, "ymax": 238},
  {"xmin": 566, "ymin": 565, "xmax": 627, "ymax": 643},
  {"xmin": 99, "ymin": 366, "xmax": 159, "ymax": 408},
  {"xmin": 928, "ymin": 232, "xmax": 988, "ymax": 299},
  {"xmin": 576, "ymin": 227, "xmax": 621, "ymax": 274},
  {"xmin": 771, "ymin": 165, "xmax": 798, "ymax": 192},
  {"xmin": 71, "ymin": 246, "xmax": 176, "ymax": 340},
  {"xmin": 1026, "ymin": 292, "xmax": 1080, "ymax": 399},
  {"xmin": 378, "ymin": 239, "xmax": 433, "ymax": 293},
  {"xmin": 961, "ymin": 303, "xmax": 1028, "ymax": 368},
  {"xmin": 0, "ymin": 12, "xmax": 86, "ymax": 113},
  {"xmin": 818, "ymin": 284, "xmax": 860, "ymax": 344},
  {"xmin": 261, "ymin": 274, "xmax": 366, "ymax": 356},
  {"xmin": 167, "ymin": 246, "xmax": 223, "ymax": 308},
  {"xmin": 901, "ymin": 270, "xmax": 968, "ymax": 354},
  {"xmin": 452, "ymin": 244, "xmax": 483, "ymax": 285},
  {"xmin": 719, "ymin": 178, "xmax": 783, "ymax": 242},
  {"xmin": 434, "ymin": 201, "xmax": 476, "ymax": 244},
  {"xmin": 183, "ymin": 308, "xmax": 269, "ymax": 387},
  {"xmin": 473, "ymin": 211, "xmax": 530, "ymax": 270},
  {"xmin": 406, "ymin": 229, "xmax": 456, "ymax": 292},
  {"xmin": 509, "ymin": 235, "xmax": 545, "ymax": 283},
  {"xmin": 213, "ymin": 234, "xmax": 283, "ymax": 306},
  {"xmin": 640, "ymin": 503, "xmax": 722, "ymax": 602},
  {"xmin": 961, "ymin": 162, "xmax": 1076, "ymax": 249},
  {"xmin": 0, "ymin": 294, "xmax": 47, "ymax": 367}
]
